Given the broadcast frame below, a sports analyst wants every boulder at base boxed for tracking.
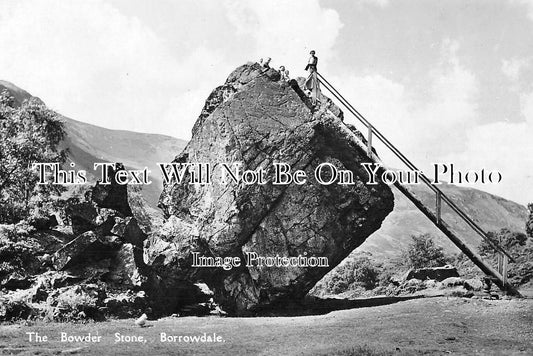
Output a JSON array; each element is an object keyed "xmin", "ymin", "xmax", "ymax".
[
  {"xmin": 146, "ymin": 62, "xmax": 395, "ymax": 315},
  {"xmin": 404, "ymin": 266, "xmax": 460, "ymax": 282}
]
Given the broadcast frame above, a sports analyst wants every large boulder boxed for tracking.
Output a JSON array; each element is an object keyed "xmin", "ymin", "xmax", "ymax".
[{"xmin": 146, "ymin": 62, "xmax": 394, "ymax": 315}]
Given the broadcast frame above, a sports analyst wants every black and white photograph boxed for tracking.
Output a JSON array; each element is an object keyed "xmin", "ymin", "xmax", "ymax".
[{"xmin": 0, "ymin": 1, "xmax": 532, "ymax": 355}]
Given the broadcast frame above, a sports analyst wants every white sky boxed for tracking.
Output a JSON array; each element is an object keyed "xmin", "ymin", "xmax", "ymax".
[{"xmin": 0, "ymin": 0, "xmax": 532, "ymax": 205}]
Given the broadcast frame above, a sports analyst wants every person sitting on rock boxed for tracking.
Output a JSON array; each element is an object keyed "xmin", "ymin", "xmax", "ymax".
[
  {"xmin": 261, "ymin": 57, "xmax": 271, "ymax": 69},
  {"xmin": 279, "ymin": 65, "xmax": 290, "ymax": 81}
]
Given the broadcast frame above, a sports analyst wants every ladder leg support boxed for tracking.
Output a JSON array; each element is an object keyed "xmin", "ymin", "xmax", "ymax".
[
  {"xmin": 436, "ymin": 191, "xmax": 442, "ymax": 224},
  {"xmin": 367, "ymin": 125, "xmax": 373, "ymax": 158}
]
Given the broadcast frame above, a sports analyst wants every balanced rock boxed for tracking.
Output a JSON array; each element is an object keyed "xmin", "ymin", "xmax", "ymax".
[{"xmin": 146, "ymin": 62, "xmax": 394, "ymax": 315}]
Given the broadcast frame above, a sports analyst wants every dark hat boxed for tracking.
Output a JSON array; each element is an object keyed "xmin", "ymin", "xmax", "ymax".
[{"xmin": 310, "ymin": 50, "xmax": 316, "ymax": 54}]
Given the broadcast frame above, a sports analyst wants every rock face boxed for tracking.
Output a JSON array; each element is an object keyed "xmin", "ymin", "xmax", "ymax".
[
  {"xmin": 0, "ymin": 163, "xmax": 163, "ymax": 321},
  {"xmin": 147, "ymin": 62, "xmax": 394, "ymax": 315}
]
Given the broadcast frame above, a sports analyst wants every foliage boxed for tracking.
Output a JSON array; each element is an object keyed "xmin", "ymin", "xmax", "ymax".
[
  {"xmin": 45, "ymin": 285, "xmax": 105, "ymax": 322},
  {"xmin": 403, "ymin": 234, "xmax": 449, "ymax": 269},
  {"xmin": 478, "ymin": 228, "xmax": 527, "ymax": 256},
  {"xmin": 0, "ymin": 90, "xmax": 67, "ymax": 223},
  {"xmin": 0, "ymin": 299, "xmax": 35, "ymax": 321},
  {"xmin": 0, "ymin": 223, "xmax": 39, "ymax": 280},
  {"xmin": 312, "ymin": 254, "xmax": 382, "ymax": 295},
  {"xmin": 476, "ymin": 228, "xmax": 533, "ymax": 286}
]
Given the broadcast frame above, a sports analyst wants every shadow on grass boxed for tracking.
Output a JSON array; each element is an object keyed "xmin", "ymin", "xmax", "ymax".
[{"xmin": 253, "ymin": 294, "xmax": 429, "ymax": 317}]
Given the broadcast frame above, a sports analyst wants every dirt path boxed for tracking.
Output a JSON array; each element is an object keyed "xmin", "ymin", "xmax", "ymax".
[{"xmin": 1, "ymin": 297, "xmax": 532, "ymax": 355}]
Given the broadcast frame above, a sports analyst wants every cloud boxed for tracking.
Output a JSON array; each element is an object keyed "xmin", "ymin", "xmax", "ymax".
[
  {"xmin": 326, "ymin": 39, "xmax": 478, "ymax": 169},
  {"xmin": 510, "ymin": 0, "xmax": 533, "ymax": 21},
  {"xmin": 0, "ymin": 0, "xmax": 227, "ymax": 139},
  {"xmin": 0, "ymin": 0, "xmax": 343, "ymax": 140},
  {"xmin": 502, "ymin": 57, "xmax": 530, "ymax": 81},
  {"xmin": 222, "ymin": 0, "xmax": 343, "ymax": 74},
  {"xmin": 359, "ymin": 0, "xmax": 390, "ymax": 7},
  {"xmin": 324, "ymin": 37, "xmax": 532, "ymax": 204},
  {"xmin": 442, "ymin": 91, "xmax": 533, "ymax": 204}
]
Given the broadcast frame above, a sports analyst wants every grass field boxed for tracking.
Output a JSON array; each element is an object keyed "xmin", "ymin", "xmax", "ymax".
[{"xmin": 1, "ymin": 296, "xmax": 532, "ymax": 355}]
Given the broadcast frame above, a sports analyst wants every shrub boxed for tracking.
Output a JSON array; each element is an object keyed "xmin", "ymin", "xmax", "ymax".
[
  {"xmin": 479, "ymin": 228, "xmax": 527, "ymax": 256},
  {"xmin": 313, "ymin": 254, "xmax": 382, "ymax": 296},
  {"xmin": 0, "ymin": 299, "xmax": 35, "ymax": 321},
  {"xmin": 0, "ymin": 90, "xmax": 67, "ymax": 224},
  {"xmin": 403, "ymin": 234, "xmax": 449, "ymax": 269},
  {"xmin": 352, "ymin": 257, "xmax": 381, "ymax": 290},
  {"xmin": 46, "ymin": 285, "xmax": 104, "ymax": 322},
  {"xmin": 477, "ymin": 229, "xmax": 533, "ymax": 287},
  {"xmin": 0, "ymin": 224, "xmax": 40, "ymax": 280}
]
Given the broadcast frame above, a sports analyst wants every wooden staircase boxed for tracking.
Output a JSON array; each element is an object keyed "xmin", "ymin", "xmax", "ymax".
[{"xmin": 316, "ymin": 72, "xmax": 520, "ymax": 296}]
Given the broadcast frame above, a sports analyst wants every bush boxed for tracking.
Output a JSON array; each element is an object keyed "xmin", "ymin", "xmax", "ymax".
[
  {"xmin": 477, "ymin": 229, "xmax": 533, "ymax": 287},
  {"xmin": 46, "ymin": 285, "xmax": 105, "ymax": 322},
  {"xmin": 352, "ymin": 257, "xmax": 381, "ymax": 290},
  {"xmin": 312, "ymin": 254, "xmax": 382, "ymax": 296},
  {"xmin": 403, "ymin": 234, "xmax": 449, "ymax": 269},
  {"xmin": 0, "ymin": 223, "xmax": 40, "ymax": 280},
  {"xmin": 0, "ymin": 299, "xmax": 35, "ymax": 321},
  {"xmin": 479, "ymin": 228, "xmax": 527, "ymax": 256}
]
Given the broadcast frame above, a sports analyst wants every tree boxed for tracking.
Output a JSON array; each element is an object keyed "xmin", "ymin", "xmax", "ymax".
[
  {"xmin": 321, "ymin": 255, "xmax": 382, "ymax": 294},
  {"xmin": 0, "ymin": 90, "xmax": 67, "ymax": 223},
  {"xmin": 404, "ymin": 233, "xmax": 448, "ymax": 269},
  {"xmin": 478, "ymin": 228, "xmax": 527, "ymax": 256},
  {"xmin": 351, "ymin": 256, "xmax": 381, "ymax": 290}
]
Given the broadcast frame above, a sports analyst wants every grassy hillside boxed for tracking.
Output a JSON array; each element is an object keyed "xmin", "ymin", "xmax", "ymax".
[
  {"xmin": 0, "ymin": 80, "xmax": 187, "ymax": 207},
  {"xmin": 61, "ymin": 117, "xmax": 186, "ymax": 206},
  {"xmin": 359, "ymin": 183, "xmax": 528, "ymax": 257}
]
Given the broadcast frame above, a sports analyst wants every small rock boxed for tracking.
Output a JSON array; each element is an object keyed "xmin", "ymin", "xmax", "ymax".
[
  {"xmin": 464, "ymin": 278, "xmax": 483, "ymax": 291},
  {"xmin": 441, "ymin": 277, "xmax": 465, "ymax": 288},
  {"xmin": 135, "ymin": 313, "xmax": 148, "ymax": 327},
  {"xmin": 404, "ymin": 266, "xmax": 460, "ymax": 282}
]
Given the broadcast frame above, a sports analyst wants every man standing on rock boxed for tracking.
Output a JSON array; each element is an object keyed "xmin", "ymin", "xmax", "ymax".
[{"xmin": 304, "ymin": 50, "xmax": 320, "ymax": 105}]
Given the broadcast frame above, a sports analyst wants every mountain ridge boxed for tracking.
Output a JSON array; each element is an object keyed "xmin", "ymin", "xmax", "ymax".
[{"xmin": 0, "ymin": 80, "xmax": 187, "ymax": 206}]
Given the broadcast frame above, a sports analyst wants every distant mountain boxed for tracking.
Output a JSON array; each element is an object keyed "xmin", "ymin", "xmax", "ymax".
[
  {"xmin": 1, "ymin": 80, "xmax": 527, "ymax": 258},
  {"xmin": 0, "ymin": 80, "xmax": 187, "ymax": 206},
  {"xmin": 61, "ymin": 117, "xmax": 186, "ymax": 206},
  {"xmin": 0, "ymin": 80, "xmax": 44, "ymax": 106},
  {"xmin": 359, "ymin": 183, "xmax": 528, "ymax": 258}
]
